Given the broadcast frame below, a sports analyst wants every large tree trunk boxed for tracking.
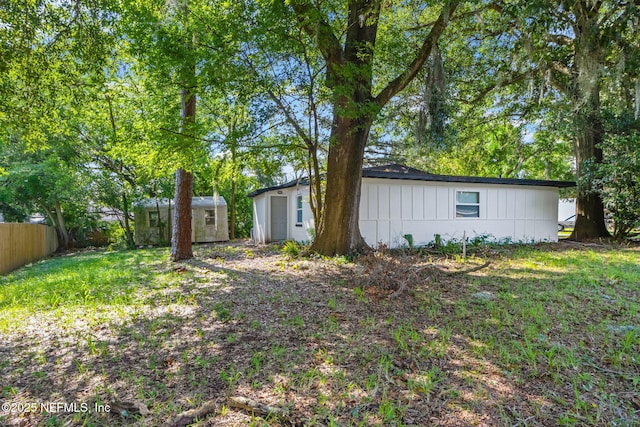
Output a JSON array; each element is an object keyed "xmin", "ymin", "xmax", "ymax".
[
  {"xmin": 54, "ymin": 202, "xmax": 70, "ymax": 249},
  {"xmin": 308, "ymin": 0, "xmax": 380, "ymax": 255},
  {"xmin": 121, "ymin": 192, "xmax": 135, "ymax": 249},
  {"xmin": 37, "ymin": 200, "xmax": 67, "ymax": 250},
  {"xmin": 171, "ymin": 82, "xmax": 196, "ymax": 260},
  {"xmin": 310, "ymin": 112, "xmax": 373, "ymax": 255},
  {"xmin": 568, "ymin": 2, "xmax": 609, "ymax": 240},
  {"xmin": 171, "ymin": 168, "xmax": 193, "ymax": 260},
  {"xmin": 229, "ymin": 144, "xmax": 237, "ymax": 240},
  {"xmin": 569, "ymin": 102, "xmax": 609, "ymax": 239},
  {"xmin": 292, "ymin": 0, "xmax": 457, "ymax": 255},
  {"xmin": 169, "ymin": 0, "xmax": 196, "ymax": 261}
]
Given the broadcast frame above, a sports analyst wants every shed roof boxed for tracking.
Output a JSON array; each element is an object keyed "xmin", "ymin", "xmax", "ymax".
[
  {"xmin": 134, "ymin": 196, "xmax": 227, "ymax": 209},
  {"xmin": 247, "ymin": 164, "xmax": 575, "ymax": 197}
]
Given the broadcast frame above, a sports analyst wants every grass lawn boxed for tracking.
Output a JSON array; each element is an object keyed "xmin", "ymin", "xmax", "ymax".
[{"xmin": 0, "ymin": 242, "xmax": 639, "ymax": 426}]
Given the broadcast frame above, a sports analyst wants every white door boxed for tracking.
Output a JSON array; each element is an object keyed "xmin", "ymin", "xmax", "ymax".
[{"xmin": 270, "ymin": 196, "xmax": 288, "ymax": 242}]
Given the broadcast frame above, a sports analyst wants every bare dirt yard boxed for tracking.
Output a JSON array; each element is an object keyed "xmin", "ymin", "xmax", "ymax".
[{"xmin": 1, "ymin": 241, "xmax": 639, "ymax": 426}]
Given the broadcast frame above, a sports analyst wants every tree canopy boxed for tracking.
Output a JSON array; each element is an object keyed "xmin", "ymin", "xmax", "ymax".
[{"xmin": 1, "ymin": 0, "xmax": 639, "ymax": 254}]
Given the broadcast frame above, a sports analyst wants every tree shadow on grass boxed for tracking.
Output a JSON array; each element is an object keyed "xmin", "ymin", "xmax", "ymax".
[{"xmin": 1, "ymin": 243, "xmax": 638, "ymax": 426}]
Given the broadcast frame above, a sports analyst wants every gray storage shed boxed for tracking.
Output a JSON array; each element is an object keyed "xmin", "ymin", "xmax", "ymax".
[{"xmin": 134, "ymin": 196, "xmax": 229, "ymax": 246}]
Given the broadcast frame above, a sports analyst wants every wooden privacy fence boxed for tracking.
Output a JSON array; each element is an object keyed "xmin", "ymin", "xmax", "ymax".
[{"xmin": 0, "ymin": 223, "xmax": 59, "ymax": 275}]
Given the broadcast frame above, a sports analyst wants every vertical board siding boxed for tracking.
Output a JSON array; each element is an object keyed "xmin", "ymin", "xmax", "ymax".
[
  {"xmin": 436, "ymin": 187, "xmax": 449, "ymax": 219},
  {"xmin": 360, "ymin": 183, "xmax": 369, "ymax": 220},
  {"xmin": 515, "ymin": 191, "xmax": 527, "ymax": 218},
  {"xmin": 424, "ymin": 187, "xmax": 437, "ymax": 219},
  {"xmin": 487, "ymin": 189, "xmax": 499, "ymax": 219},
  {"xmin": 505, "ymin": 189, "xmax": 516, "ymax": 219},
  {"xmin": 377, "ymin": 221, "xmax": 390, "ymax": 246},
  {"xmin": 357, "ymin": 180, "xmax": 560, "ymax": 247},
  {"xmin": 377, "ymin": 185, "xmax": 390, "ymax": 220},
  {"xmin": 0, "ymin": 223, "xmax": 59, "ymax": 275},
  {"xmin": 389, "ymin": 186, "xmax": 404, "ymax": 220},
  {"xmin": 526, "ymin": 191, "xmax": 537, "ymax": 219},
  {"xmin": 401, "ymin": 186, "xmax": 412, "ymax": 219},
  {"xmin": 368, "ymin": 185, "xmax": 378, "ymax": 221},
  {"xmin": 253, "ymin": 178, "xmax": 561, "ymax": 248},
  {"xmin": 412, "ymin": 186, "xmax": 424, "ymax": 219},
  {"xmin": 498, "ymin": 189, "xmax": 508, "ymax": 219}
]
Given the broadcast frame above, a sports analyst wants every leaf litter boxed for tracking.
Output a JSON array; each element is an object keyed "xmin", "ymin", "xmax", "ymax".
[{"xmin": 1, "ymin": 241, "xmax": 638, "ymax": 426}]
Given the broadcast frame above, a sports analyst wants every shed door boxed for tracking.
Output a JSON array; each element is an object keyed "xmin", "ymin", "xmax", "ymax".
[{"xmin": 270, "ymin": 196, "xmax": 288, "ymax": 242}]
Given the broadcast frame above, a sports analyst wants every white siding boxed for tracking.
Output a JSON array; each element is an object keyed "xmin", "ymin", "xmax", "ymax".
[
  {"xmin": 424, "ymin": 187, "xmax": 436, "ymax": 219},
  {"xmin": 436, "ymin": 187, "xmax": 449, "ymax": 219},
  {"xmin": 401, "ymin": 186, "xmax": 412, "ymax": 219},
  {"xmin": 558, "ymin": 198, "xmax": 575, "ymax": 220},
  {"xmin": 252, "ymin": 178, "xmax": 561, "ymax": 247},
  {"xmin": 253, "ymin": 186, "xmax": 315, "ymax": 244},
  {"xmin": 412, "ymin": 186, "xmax": 424, "ymax": 219},
  {"xmin": 359, "ymin": 178, "xmax": 559, "ymax": 247},
  {"xmin": 381, "ymin": 185, "xmax": 392, "ymax": 220},
  {"xmin": 252, "ymin": 194, "xmax": 267, "ymax": 243},
  {"xmin": 290, "ymin": 188, "xmax": 314, "ymax": 242}
]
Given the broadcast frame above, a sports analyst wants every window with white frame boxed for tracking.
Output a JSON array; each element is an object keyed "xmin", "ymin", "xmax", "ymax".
[
  {"xmin": 456, "ymin": 191, "xmax": 480, "ymax": 218},
  {"xmin": 296, "ymin": 195, "xmax": 303, "ymax": 225},
  {"xmin": 148, "ymin": 211, "xmax": 159, "ymax": 227},
  {"xmin": 204, "ymin": 209, "xmax": 216, "ymax": 226}
]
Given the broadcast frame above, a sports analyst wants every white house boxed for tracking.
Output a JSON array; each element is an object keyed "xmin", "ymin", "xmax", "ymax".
[
  {"xmin": 134, "ymin": 196, "xmax": 229, "ymax": 246},
  {"xmin": 558, "ymin": 198, "xmax": 576, "ymax": 221},
  {"xmin": 249, "ymin": 164, "xmax": 575, "ymax": 248}
]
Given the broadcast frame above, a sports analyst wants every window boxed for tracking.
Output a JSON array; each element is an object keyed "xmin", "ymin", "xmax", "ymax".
[
  {"xmin": 205, "ymin": 209, "xmax": 216, "ymax": 226},
  {"xmin": 456, "ymin": 191, "xmax": 480, "ymax": 218},
  {"xmin": 296, "ymin": 195, "xmax": 303, "ymax": 225},
  {"xmin": 148, "ymin": 211, "xmax": 159, "ymax": 227}
]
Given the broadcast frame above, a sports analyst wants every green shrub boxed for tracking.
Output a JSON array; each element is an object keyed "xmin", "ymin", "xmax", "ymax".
[{"xmin": 281, "ymin": 240, "xmax": 301, "ymax": 258}]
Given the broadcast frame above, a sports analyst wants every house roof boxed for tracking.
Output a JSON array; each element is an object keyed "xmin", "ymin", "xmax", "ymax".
[
  {"xmin": 362, "ymin": 164, "xmax": 576, "ymax": 188},
  {"xmin": 247, "ymin": 178, "xmax": 309, "ymax": 198},
  {"xmin": 247, "ymin": 164, "xmax": 575, "ymax": 197},
  {"xmin": 134, "ymin": 196, "xmax": 227, "ymax": 209}
]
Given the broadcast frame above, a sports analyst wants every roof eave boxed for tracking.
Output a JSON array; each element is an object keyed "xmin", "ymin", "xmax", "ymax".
[
  {"xmin": 362, "ymin": 171, "xmax": 575, "ymax": 188},
  {"xmin": 248, "ymin": 166, "xmax": 575, "ymax": 197},
  {"xmin": 247, "ymin": 178, "xmax": 309, "ymax": 198}
]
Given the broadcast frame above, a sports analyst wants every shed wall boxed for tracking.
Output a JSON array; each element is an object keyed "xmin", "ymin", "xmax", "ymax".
[
  {"xmin": 135, "ymin": 199, "xmax": 229, "ymax": 246},
  {"xmin": 134, "ymin": 204, "xmax": 171, "ymax": 246}
]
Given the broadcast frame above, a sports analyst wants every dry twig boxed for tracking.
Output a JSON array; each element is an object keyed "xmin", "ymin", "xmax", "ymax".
[
  {"xmin": 226, "ymin": 396, "xmax": 291, "ymax": 421},
  {"xmin": 166, "ymin": 400, "xmax": 218, "ymax": 427}
]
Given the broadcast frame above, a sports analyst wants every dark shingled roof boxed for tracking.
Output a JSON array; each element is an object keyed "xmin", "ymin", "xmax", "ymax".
[
  {"xmin": 247, "ymin": 178, "xmax": 309, "ymax": 198},
  {"xmin": 247, "ymin": 164, "xmax": 575, "ymax": 197},
  {"xmin": 362, "ymin": 164, "xmax": 576, "ymax": 188}
]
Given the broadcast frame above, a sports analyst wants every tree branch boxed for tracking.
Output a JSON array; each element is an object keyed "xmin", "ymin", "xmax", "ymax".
[
  {"xmin": 550, "ymin": 61, "xmax": 572, "ymax": 77},
  {"xmin": 545, "ymin": 33, "xmax": 574, "ymax": 45},
  {"xmin": 374, "ymin": 1, "xmax": 460, "ymax": 108},
  {"xmin": 289, "ymin": 0, "xmax": 344, "ymax": 67},
  {"xmin": 406, "ymin": 2, "xmax": 502, "ymax": 31},
  {"xmin": 548, "ymin": 72, "xmax": 570, "ymax": 96},
  {"xmin": 470, "ymin": 67, "xmax": 541, "ymax": 104}
]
